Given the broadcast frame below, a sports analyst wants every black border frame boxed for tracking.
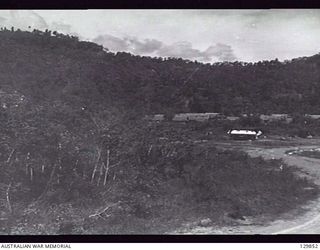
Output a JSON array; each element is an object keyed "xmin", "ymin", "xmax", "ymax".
[
  {"xmin": 0, "ymin": 0, "xmax": 320, "ymax": 243},
  {"xmin": 0, "ymin": 234, "xmax": 320, "ymax": 243},
  {"xmin": 0, "ymin": 0, "xmax": 319, "ymax": 9}
]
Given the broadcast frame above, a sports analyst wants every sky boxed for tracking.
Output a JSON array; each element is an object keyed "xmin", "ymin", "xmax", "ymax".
[{"xmin": 0, "ymin": 9, "xmax": 319, "ymax": 63}]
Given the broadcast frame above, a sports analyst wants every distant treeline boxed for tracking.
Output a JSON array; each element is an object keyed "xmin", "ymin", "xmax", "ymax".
[{"xmin": 148, "ymin": 113, "xmax": 320, "ymax": 123}]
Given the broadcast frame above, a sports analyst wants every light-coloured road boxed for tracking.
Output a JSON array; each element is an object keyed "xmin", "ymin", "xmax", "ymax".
[{"xmin": 172, "ymin": 139, "xmax": 320, "ymax": 234}]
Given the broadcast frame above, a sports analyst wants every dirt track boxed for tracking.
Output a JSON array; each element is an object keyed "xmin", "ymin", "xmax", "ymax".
[{"xmin": 172, "ymin": 138, "xmax": 320, "ymax": 234}]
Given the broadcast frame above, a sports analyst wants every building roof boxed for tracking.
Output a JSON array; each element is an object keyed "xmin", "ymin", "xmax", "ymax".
[
  {"xmin": 228, "ymin": 129, "xmax": 262, "ymax": 135},
  {"xmin": 229, "ymin": 130, "xmax": 257, "ymax": 135}
]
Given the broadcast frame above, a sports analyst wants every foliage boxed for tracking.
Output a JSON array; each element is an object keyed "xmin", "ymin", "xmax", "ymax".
[
  {"xmin": 0, "ymin": 29, "xmax": 319, "ymax": 234},
  {"xmin": 0, "ymin": 29, "xmax": 320, "ymax": 116}
]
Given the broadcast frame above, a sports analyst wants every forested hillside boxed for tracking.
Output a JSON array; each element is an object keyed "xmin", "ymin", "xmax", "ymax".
[
  {"xmin": 0, "ymin": 29, "xmax": 318, "ymax": 234},
  {"xmin": 1, "ymin": 28, "xmax": 320, "ymax": 116}
]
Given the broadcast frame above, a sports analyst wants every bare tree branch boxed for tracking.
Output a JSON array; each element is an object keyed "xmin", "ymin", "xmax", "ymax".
[
  {"xmin": 88, "ymin": 202, "xmax": 120, "ymax": 218},
  {"xmin": 6, "ymin": 183, "xmax": 12, "ymax": 214},
  {"xmin": 36, "ymin": 164, "xmax": 57, "ymax": 202},
  {"xmin": 91, "ymin": 147, "xmax": 102, "ymax": 183},
  {"xmin": 103, "ymin": 149, "xmax": 110, "ymax": 186},
  {"xmin": 6, "ymin": 149, "xmax": 15, "ymax": 163}
]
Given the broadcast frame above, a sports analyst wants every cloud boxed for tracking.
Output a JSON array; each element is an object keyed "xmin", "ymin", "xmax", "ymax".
[
  {"xmin": 93, "ymin": 35, "xmax": 163, "ymax": 55},
  {"xmin": 0, "ymin": 10, "xmax": 238, "ymax": 63},
  {"xmin": 93, "ymin": 34, "xmax": 237, "ymax": 62},
  {"xmin": 204, "ymin": 43, "xmax": 237, "ymax": 61},
  {"xmin": 0, "ymin": 16, "xmax": 6, "ymax": 23},
  {"xmin": 0, "ymin": 10, "xmax": 49, "ymax": 30},
  {"xmin": 2, "ymin": 10, "xmax": 318, "ymax": 62},
  {"xmin": 27, "ymin": 11, "xmax": 48, "ymax": 29},
  {"xmin": 93, "ymin": 34, "xmax": 130, "ymax": 52},
  {"xmin": 157, "ymin": 41, "xmax": 237, "ymax": 62},
  {"xmin": 51, "ymin": 21, "xmax": 72, "ymax": 33},
  {"xmin": 157, "ymin": 41, "xmax": 202, "ymax": 59},
  {"xmin": 126, "ymin": 37, "xmax": 163, "ymax": 54},
  {"xmin": 50, "ymin": 21, "xmax": 81, "ymax": 38},
  {"xmin": 0, "ymin": 10, "xmax": 82, "ymax": 39}
]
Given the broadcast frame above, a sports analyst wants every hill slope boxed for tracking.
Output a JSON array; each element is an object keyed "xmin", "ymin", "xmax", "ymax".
[
  {"xmin": 1, "ymin": 28, "xmax": 320, "ymax": 115},
  {"xmin": 0, "ymin": 29, "xmax": 318, "ymax": 234}
]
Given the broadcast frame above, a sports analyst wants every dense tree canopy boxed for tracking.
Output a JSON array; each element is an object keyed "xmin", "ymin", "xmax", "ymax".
[{"xmin": 0, "ymin": 29, "xmax": 320, "ymax": 117}]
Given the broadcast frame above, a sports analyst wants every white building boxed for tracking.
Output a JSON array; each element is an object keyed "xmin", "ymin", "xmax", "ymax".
[{"xmin": 227, "ymin": 129, "xmax": 262, "ymax": 140}]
